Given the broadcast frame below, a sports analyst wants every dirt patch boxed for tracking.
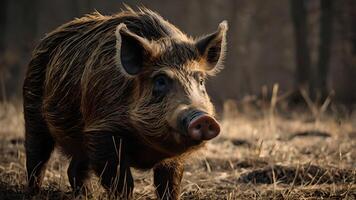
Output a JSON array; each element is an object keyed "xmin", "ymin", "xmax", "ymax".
[
  {"xmin": 9, "ymin": 138, "xmax": 24, "ymax": 145},
  {"xmin": 348, "ymin": 131, "xmax": 356, "ymax": 139},
  {"xmin": 231, "ymin": 139, "xmax": 253, "ymax": 148},
  {"xmin": 288, "ymin": 130, "xmax": 331, "ymax": 140},
  {"xmin": 238, "ymin": 164, "xmax": 355, "ymax": 185},
  {"xmin": 187, "ymin": 158, "xmax": 269, "ymax": 172},
  {"xmin": 0, "ymin": 182, "xmax": 24, "ymax": 200}
]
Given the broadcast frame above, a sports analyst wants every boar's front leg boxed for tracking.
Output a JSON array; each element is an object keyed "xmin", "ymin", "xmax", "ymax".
[
  {"xmin": 87, "ymin": 132, "xmax": 134, "ymax": 199},
  {"xmin": 154, "ymin": 159, "xmax": 184, "ymax": 200},
  {"xmin": 67, "ymin": 156, "xmax": 90, "ymax": 195}
]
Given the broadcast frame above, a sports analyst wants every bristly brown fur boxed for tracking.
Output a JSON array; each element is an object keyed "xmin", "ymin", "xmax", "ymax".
[{"xmin": 23, "ymin": 6, "xmax": 227, "ymax": 199}]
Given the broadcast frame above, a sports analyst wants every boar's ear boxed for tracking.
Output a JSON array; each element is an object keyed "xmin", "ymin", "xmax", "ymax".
[
  {"xmin": 115, "ymin": 23, "xmax": 152, "ymax": 76},
  {"xmin": 196, "ymin": 20, "xmax": 228, "ymax": 75}
]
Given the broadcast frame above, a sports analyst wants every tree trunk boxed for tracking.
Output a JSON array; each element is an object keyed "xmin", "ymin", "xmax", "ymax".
[
  {"xmin": 22, "ymin": 0, "xmax": 38, "ymax": 49},
  {"xmin": 290, "ymin": 0, "xmax": 311, "ymax": 93},
  {"xmin": 316, "ymin": 0, "xmax": 333, "ymax": 99},
  {"xmin": 0, "ymin": 0, "xmax": 7, "ymax": 53},
  {"xmin": 0, "ymin": 0, "xmax": 8, "ymax": 101}
]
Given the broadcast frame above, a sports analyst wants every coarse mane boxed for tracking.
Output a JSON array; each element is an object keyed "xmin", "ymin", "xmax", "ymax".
[{"xmin": 75, "ymin": 5, "xmax": 190, "ymax": 42}]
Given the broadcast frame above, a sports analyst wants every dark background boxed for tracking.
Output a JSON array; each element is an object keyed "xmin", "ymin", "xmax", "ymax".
[{"xmin": 0, "ymin": 0, "xmax": 355, "ymax": 107}]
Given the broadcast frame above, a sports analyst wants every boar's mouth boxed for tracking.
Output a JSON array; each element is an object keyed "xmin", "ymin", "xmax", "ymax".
[{"xmin": 176, "ymin": 109, "xmax": 220, "ymax": 141}]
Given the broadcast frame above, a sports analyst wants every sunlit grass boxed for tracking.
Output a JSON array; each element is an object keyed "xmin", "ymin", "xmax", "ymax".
[{"xmin": 0, "ymin": 100, "xmax": 355, "ymax": 199}]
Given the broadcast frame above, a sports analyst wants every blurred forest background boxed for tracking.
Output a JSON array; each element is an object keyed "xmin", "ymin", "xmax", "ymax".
[{"xmin": 0, "ymin": 0, "xmax": 355, "ymax": 107}]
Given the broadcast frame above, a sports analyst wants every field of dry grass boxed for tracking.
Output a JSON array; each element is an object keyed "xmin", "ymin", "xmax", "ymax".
[{"xmin": 0, "ymin": 100, "xmax": 355, "ymax": 199}]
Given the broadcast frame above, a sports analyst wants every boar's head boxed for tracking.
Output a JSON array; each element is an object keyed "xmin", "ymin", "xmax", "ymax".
[{"xmin": 115, "ymin": 21, "xmax": 228, "ymax": 156}]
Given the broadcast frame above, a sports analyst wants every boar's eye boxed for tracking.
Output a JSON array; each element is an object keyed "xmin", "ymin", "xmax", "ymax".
[
  {"xmin": 195, "ymin": 72, "xmax": 205, "ymax": 86},
  {"xmin": 153, "ymin": 74, "xmax": 171, "ymax": 97},
  {"xmin": 199, "ymin": 78, "xmax": 205, "ymax": 86}
]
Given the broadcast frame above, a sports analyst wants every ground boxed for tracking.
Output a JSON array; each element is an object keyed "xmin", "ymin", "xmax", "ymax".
[{"xmin": 0, "ymin": 101, "xmax": 355, "ymax": 199}]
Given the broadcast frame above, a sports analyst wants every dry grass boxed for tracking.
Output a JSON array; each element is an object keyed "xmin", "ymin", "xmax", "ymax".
[{"xmin": 0, "ymin": 100, "xmax": 355, "ymax": 199}]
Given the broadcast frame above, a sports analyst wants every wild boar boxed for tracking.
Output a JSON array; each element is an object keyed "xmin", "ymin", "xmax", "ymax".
[{"xmin": 23, "ymin": 7, "xmax": 227, "ymax": 199}]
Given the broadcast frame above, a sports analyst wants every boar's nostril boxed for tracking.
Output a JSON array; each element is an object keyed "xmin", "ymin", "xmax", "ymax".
[
  {"xmin": 195, "ymin": 124, "xmax": 202, "ymax": 130},
  {"xmin": 187, "ymin": 114, "xmax": 220, "ymax": 141},
  {"xmin": 208, "ymin": 124, "xmax": 213, "ymax": 130}
]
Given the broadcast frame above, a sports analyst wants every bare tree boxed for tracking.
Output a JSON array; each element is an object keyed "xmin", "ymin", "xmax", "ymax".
[
  {"xmin": 290, "ymin": 0, "xmax": 311, "ymax": 95},
  {"xmin": 0, "ymin": 0, "xmax": 7, "ymax": 53},
  {"xmin": 316, "ymin": 0, "xmax": 333, "ymax": 99},
  {"xmin": 338, "ymin": 0, "xmax": 356, "ymax": 103},
  {"xmin": 22, "ymin": 0, "xmax": 38, "ymax": 49},
  {"xmin": 0, "ymin": 0, "xmax": 8, "ymax": 101}
]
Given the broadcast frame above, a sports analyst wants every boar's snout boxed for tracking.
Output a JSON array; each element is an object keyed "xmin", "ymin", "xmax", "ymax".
[
  {"xmin": 188, "ymin": 114, "xmax": 220, "ymax": 141},
  {"xmin": 178, "ymin": 109, "xmax": 220, "ymax": 141}
]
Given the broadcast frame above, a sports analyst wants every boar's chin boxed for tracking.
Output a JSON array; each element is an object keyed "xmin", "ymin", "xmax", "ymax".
[
  {"xmin": 162, "ymin": 128, "xmax": 206, "ymax": 155},
  {"xmin": 142, "ymin": 128, "xmax": 205, "ymax": 157},
  {"xmin": 129, "ymin": 120, "xmax": 205, "ymax": 156}
]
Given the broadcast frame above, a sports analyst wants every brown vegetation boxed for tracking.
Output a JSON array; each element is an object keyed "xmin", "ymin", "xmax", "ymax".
[{"xmin": 0, "ymin": 101, "xmax": 355, "ymax": 199}]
